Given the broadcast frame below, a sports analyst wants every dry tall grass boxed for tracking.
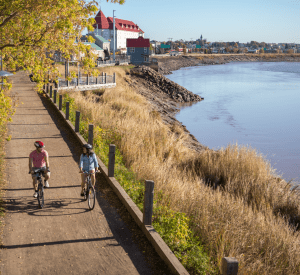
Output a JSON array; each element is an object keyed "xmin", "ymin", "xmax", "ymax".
[{"xmin": 66, "ymin": 66, "xmax": 300, "ymax": 274}]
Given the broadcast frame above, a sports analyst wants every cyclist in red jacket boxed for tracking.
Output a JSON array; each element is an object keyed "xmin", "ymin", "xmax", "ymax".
[{"xmin": 29, "ymin": 141, "xmax": 50, "ymax": 198}]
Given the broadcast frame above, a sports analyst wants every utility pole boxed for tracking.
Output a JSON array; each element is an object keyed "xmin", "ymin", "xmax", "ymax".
[
  {"xmin": 113, "ymin": 10, "xmax": 116, "ymax": 62},
  {"xmin": 168, "ymin": 38, "xmax": 173, "ymax": 50}
]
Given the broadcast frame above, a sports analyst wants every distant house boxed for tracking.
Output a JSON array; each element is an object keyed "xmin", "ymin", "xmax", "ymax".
[
  {"xmin": 82, "ymin": 42, "xmax": 105, "ymax": 60},
  {"xmin": 160, "ymin": 44, "xmax": 171, "ymax": 49},
  {"xmin": 89, "ymin": 33, "xmax": 110, "ymax": 52},
  {"xmin": 82, "ymin": 34, "xmax": 110, "ymax": 60},
  {"xmin": 247, "ymin": 49, "xmax": 259, "ymax": 53},
  {"xmin": 127, "ymin": 36, "xmax": 150, "ymax": 64}
]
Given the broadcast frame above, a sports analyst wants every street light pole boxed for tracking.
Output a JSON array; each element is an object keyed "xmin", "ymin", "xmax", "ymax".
[{"xmin": 113, "ymin": 10, "xmax": 116, "ymax": 62}]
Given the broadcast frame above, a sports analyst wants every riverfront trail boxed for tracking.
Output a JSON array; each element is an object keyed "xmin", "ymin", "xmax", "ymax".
[{"xmin": 0, "ymin": 71, "xmax": 169, "ymax": 275}]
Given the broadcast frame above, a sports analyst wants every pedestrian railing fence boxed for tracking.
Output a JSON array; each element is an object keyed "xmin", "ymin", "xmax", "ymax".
[{"xmin": 57, "ymin": 73, "xmax": 115, "ymax": 88}]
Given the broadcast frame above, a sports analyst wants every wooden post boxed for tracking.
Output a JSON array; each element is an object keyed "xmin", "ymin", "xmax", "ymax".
[
  {"xmin": 49, "ymin": 86, "xmax": 53, "ymax": 98},
  {"xmin": 75, "ymin": 111, "xmax": 80, "ymax": 132},
  {"xmin": 143, "ymin": 180, "xmax": 154, "ymax": 225},
  {"xmin": 221, "ymin": 257, "xmax": 238, "ymax": 275},
  {"xmin": 66, "ymin": 102, "xmax": 70, "ymax": 120},
  {"xmin": 59, "ymin": 95, "xmax": 62, "ymax": 110},
  {"xmin": 108, "ymin": 144, "xmax": 116, "ymax": 177},
  {"xmin": 53, "ymin": 89, "xmax": 57, "ymax": 104},
  {"xmin": 46, "ymin": 83, "xmax": 49, "ymax": 93},
  {"xmin": 88, "ymin": 124, "xmax": 94, "ymax": 147}
]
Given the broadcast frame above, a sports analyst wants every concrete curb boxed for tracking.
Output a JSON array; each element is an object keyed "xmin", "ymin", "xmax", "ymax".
[{"xmin": 43, "ymin": 88, "xmax": 190, "ymax": 275}]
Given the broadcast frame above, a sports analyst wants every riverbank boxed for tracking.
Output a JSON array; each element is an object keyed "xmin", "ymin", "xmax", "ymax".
[
  {"xmin": 128, "ymin": 65, "xmax": 206, "ymax": 152},
  {"xmin": 63, "ymin": 65, "xmax": 300, "ymax": 274},
  {"xmin": 156, "ymin": 53, "xmax": 300, "ymax": 74}
]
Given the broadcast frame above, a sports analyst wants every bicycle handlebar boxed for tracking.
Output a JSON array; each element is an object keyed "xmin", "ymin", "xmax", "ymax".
[
  {"xmin": 80, "ymin": 170, "xmax": 100, "ymax": 174},
  {"xmin": 29, "ymin": 167, "xmax": 50, "ymax": 174}
]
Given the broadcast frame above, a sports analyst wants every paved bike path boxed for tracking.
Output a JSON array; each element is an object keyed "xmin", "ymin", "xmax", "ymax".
[{"xmin": 0, "ymin": 71, "xmax": 166, "ymax": 274}]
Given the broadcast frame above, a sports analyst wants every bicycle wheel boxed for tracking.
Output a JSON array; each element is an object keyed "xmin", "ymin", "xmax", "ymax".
[
  {"xmin": 37, "ymin": 183, "xmax": 44, "ymax": 209},
  {"xmin": 87, "ymin": 185, "xmax": 95, "ymax": 210}
]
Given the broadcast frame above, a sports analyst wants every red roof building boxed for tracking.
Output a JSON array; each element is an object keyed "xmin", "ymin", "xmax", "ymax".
[
  {"xmin": 93, "ymin": 10, "xmax": 109, "ymax": 29},
  {"xmin": 127, "ymin": 37, "xmax": 150, "ymax": 48},
  {"xmin": 92, "ymin": 10, "xmax": 144, "ymax": 51}
]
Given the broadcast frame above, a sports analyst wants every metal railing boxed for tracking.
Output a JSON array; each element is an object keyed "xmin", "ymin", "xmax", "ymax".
[
  {"xmin": 57, "ymin": 73, "xmax": 115, "ymax": 88},
  {"xmin": 96, "ymin": 56, "xmax": 131, "ymax": 67}
]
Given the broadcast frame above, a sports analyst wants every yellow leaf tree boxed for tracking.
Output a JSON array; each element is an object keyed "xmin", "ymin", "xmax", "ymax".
[{"xmin": 0, "ymin": 0, "xmax": 125, "ymax": 90}]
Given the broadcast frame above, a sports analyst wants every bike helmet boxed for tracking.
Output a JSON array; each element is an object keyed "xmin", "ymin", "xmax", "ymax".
[
  {"xmin": 34, "ymin": 141, "xmax": 45, "ymax": 148},
  {"xmin": 83, "ymin": 144, "xmax": 92, "ymax": 150}
]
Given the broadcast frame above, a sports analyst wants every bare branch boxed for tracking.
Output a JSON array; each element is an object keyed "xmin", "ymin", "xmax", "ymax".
[{"xmin": 0, "ymin": 11, "xmax": 19, "ymax": 28}]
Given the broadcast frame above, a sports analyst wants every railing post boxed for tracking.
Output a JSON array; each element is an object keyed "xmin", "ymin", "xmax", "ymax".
[
  {"xmin": 49, "ymin": 86, "xmax": 53, "ymax": 99},
  {"xmin": 75, "ymin": 111, "xmax": 80, "ymax": 132},
  {"xmin": 66, "ymin": 102, "xmax": 70, "ymax": 120},
  {"xmin": 105, "ymin": 73, "xmax": 107, "ymax": 84},
  {"xmin": 108, "ymin": 144, "xmax": 116, "ymax": 177},
  {"xmin": 113, "ymin": 72, "xmax": 116, "ymax": 83},
  {"xmin": 59, "ymin": 95, "xmax": 62, "ymax": 110},
  {"xmin": 47, "ymin": 83, "xmax": 49, "ymax": 94},
  {"xmin": 88, "ymin": 124, "xmax": 94, "ymax": 147},
  {"xmin": 87, "ymin": 75, "xmax": 89, "ymax": 85},
  {"xmin": 221, "ymin": 257, "xmax": 238, "ymax": 275},
  {"xmin": 143, "ymin": 180, "xmax": 154, "ymax": 225},
  {"xmin": 96, "ymin": 75, "xmax": 98, "ymax": 84},
  {"xmin": 53, "ymin": 89, "xmax": 57, "ymax": 104},
  {"xmin": 102, "ymin": 72, "xmax": 104, "ymax": 84},
  {"xmin": 77, "ymin": 73, "xmax": 79, "ymax": 86}
]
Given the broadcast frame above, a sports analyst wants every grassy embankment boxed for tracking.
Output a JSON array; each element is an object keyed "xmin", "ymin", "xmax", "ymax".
[
  {"xmin": 0, "ymin": 81, "xmax": 15, "ymax": 218},
  {"xmin": 55, "ymin": 64, "xmax": 300, "ymax": 274}
]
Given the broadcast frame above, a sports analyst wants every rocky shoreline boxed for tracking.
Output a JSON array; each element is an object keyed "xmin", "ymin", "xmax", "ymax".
[
  {"xmin": 157, "ymin": 54, "xmax": 300, "ymax": 74},
  {"xmin": 128, "ymin": 65, "xmax": 206, "ymax": 152},
  {"xmin": 131, "ymin": 65, "xmax": 203, "ymax": 103}
]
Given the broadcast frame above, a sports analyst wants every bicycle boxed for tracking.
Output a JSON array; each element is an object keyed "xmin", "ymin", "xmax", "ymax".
[
  {"xmin": 81, "ymin": 170, "xmax": 100, "ymax": 210},
  {"xmin": 29, "ymin": 167, "xmax": 49, "ymax": 209}
]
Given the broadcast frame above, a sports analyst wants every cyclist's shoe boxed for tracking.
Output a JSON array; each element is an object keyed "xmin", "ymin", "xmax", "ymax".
[
  {"xmin": 33, "ymin": 192, "xmax": 38, "ymax": 198},
  {"xmin": 80, "ymin": 191, "xmax": 84, "ymax": 197},
  {"xmin": 44, "ymin": 181, "xmax": 49, "ymax": 188}
]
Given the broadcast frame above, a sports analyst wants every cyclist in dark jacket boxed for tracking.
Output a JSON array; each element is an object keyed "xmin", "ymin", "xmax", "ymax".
[{"xmin": 79, "ymin": 144, "xmax": 98, "ymax": 196}]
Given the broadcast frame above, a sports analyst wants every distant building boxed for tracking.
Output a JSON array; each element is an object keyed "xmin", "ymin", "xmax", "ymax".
[
  {"xmin": 76, "ymin": 42, "xmax": 105, "ymax": 60},
  {"xmin": 127, "ymin": 36, "xmax": 150, "ymax": 64},
  {"xmin": 247, "ymin": 49, "xmax": 259, "ymax": 53},
  {"xmin": 92, "ymin": 10, "xmax": 144, "ymax": 51},
  {"xmin": 160, "ymin": 44, "xmax": 171, "ymax": 49}
]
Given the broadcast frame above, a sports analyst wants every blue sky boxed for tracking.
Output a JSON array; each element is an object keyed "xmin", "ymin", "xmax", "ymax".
[{"xmin": 94, "ymin": 0, "xmax": 300, "ymax": 43}]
